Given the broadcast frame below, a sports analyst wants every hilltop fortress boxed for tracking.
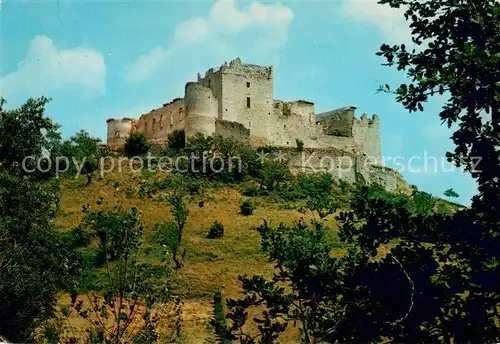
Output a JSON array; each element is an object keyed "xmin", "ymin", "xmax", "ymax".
[{"xmin": 107, "ymin": 58, "xmax": 401, "ymax": 190}]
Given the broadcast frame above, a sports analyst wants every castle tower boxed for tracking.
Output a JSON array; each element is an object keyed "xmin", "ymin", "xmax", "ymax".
[
  {"xmin": 353, "ymin": 114, "xmax": 381, "ymax": 164},
  {"xmin": 106, "ymin": 118, "xmax": 134, "ymax": 145},
  {"xmin": 184, "ymin": 81, "xmax": 218, "ymax": 138},
  {"xmin": 218, "ymin": 58, "xmax": 273, "ymax": 141}
]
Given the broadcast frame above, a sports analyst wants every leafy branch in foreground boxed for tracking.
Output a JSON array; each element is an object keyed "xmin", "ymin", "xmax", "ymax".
[{"xmin": 62, "ymin": 203, "xmax": 173, "ymax": 343}]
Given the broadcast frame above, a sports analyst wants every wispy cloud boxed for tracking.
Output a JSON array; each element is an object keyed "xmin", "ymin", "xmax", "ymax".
[
  {"xmin": 124, "ymin": 0, "xmax": 294, "ymax": 83},
  {"xmin": 1, "ymin": 35, "xmax": 106, "ymax": 100},
  {"xmin": 339, "ymin": 0, "xmax": 411, "ymax": 44}
]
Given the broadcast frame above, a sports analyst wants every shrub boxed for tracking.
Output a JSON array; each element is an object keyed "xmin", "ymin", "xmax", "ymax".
[
  {"xmin": 82, "ymin": 208, "xmax": 143, "ymax": 266},
  {"xmin": 167, "ymin": 130, "xmax": 186, "ymax": 150},
  {"xmin": 240, "ymin": 198, "xmax": 254, "ymax": 216},
  {"xmin": 69, "ymin": 226, "xmax": 91, "ymax": 248},
  {"xmin": 296, "ymin": 138, "xmax": 304, "ymax": 152},
  {"xmin": 242, "ymin": 186, "xmax": 259, "ymax": 197},
  {"xmin": 153, "ymin": 221, "xmax": 180, "ymax": 253},
  {"xmin": 123, "ymin": 132, "xmax": 150, "ymax": 157},
  {"xmin": 207, "ymin": 221, "xmax": 224, "ymax": 239}
]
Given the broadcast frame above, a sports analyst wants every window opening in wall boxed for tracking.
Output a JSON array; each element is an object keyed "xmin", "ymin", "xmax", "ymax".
[
  {"xmin": 208, "ymin": 79, "xmax": 211, "ymax": 87},
  {"xmin": 170, "ymin": 113, "xmax": 174, "ymax": 126},
  {"xmin": 152, "ymin": 118, "xmax": 156, "ymax": 132},
  {"xmin": 145, "ymin": 121, "xmax": 148, "ymax": 131},
  {"xmin": 284, "ymin": 124, "xmax": 286, "ymax": 129},
  {"xmin": 114, "ymin": 130, "xmax": 120, "ymax": 138},
  {"xmin": 247, "ymin": 97, "xmax": 251, "ymax": 108},
  {"xmin": 246, "ymin": 81, "xmax": 250, "ymax": 88}
]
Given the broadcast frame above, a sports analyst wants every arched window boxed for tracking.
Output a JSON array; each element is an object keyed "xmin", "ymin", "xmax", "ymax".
[
  {"xmin": 152, "ymin": 118, "xmax": 156, "ymax": 132},
  {"xmin": 114, "ymin": 130, "xmax": 120, "ymax": 138}
]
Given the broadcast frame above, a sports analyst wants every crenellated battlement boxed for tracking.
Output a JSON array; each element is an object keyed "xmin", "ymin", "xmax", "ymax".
[{"xmin": 357, "ymin": 113, "xmax": 379, "ymax": 127}]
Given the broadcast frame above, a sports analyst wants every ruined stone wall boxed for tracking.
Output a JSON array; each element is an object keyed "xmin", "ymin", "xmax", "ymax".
[
  {"xmin": 315, "ymin": 106, "xmax": 382, "ymax": 163},
  {"xmin": 267, "ymin": 100, "xmax": 317, "ymax": 148},
  {"xmin": 136, "ymin": 98, "xmax": 185, "ymax": 144},
  {"xmin": 316, "ymin": 106, "xmax": 356, "ymax": 137},
  {"xmin": 352, "ymin": 115, "xmax": 381, "ymax": 164},
  {"xmin": 105, "ymin": 58, "xmax": 383, "ymax": 167},
  {"xmin": 106, "ymin": 118, "xmax": 134, "ymax": 144},
  {"xmin": 214, "ymin": 119, "xmax": 250, "ymax": 143},
  {"xmin": 283, "ymin": 147, "xmax": 399, "ymax": 191}
]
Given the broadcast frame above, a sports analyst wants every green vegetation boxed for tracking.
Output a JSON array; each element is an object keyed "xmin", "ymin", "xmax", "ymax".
[
  {"xmin": 444, "ymin": 188, "xmax": 459, "ymax": 199},
  {"xmin": 1, "ymin": 0, "xmax": 498, "ymax": 343},
  {"xmin": 239, "ymin": 198, "xmax": 254, "ymax": 216},
  {"xmin": 123, "ymin": 132, "xmax": 150, "ymax": 157},
  {"xmin": 167, "ymin": 129, "xmax": 186, "ymax": 151},
  {"xmin": 58, "ymin": 130, "xmax": 109, "ymax": 185},
  {"xmin": 295, "ymin": 138, "xmax": 304, "ymax": 152},
  {"xmin": 207, "ymin": 221, "xmax": 225, "ymax": 239}
]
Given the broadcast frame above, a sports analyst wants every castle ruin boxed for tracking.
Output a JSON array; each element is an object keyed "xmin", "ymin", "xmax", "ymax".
[
  {"xmin": 107, "ymin": 58, "xmax": 381, "ymax": 160},
  {"xmin": 107, "ymin": 58, "xmax": 400, "ymax": 189}
]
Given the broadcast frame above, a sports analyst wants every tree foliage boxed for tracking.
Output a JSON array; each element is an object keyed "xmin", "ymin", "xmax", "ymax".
[
  {"xmin": 0, "ymin": 97, "xmax": 80, "ymax": 342},
  {"xmin": 227, "ymin": 1, "xmax": 500, "ymax": 342},
  {"xmin": 444, "ymin": 188, "xmax": 460, "ymax": 199},
  {"xmin": 59, "ymin": 130, "xmax": 109, "ymax": 185},
  {"xmin": 0, "ymin": 97, "xmax": 60, "ymax": 178},
  {"xmin": 67, "ymin": 204, "xmax": 172, "ymax": 343},
  {"xmin": 123, "ymin": 132, "xmax": 150, "ymax": 157}
]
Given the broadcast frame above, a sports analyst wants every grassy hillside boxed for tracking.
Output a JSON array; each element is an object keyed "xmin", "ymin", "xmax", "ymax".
[
  {"xmin": 50, "ymin": 164, "xmax": 464, "ymax": 343},
  {"xmin": 53, "ymin": 169, "xmax": 330, "ymax": 342}
]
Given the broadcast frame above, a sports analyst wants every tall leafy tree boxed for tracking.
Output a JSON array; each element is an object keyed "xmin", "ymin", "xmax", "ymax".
[
  {"xmin": 59, "ymin": 129, "xmax": 109, "ymax": 185},
  {"xmin": 375, "ymin": 0, "xmax": 499, "ymax": 340},
  {"xmin": 227, "ymin": 1, "xmax": 500, "ymax": 342},
  {"xmin": 0, "ymin": 97, "xmax": 80, "ymax": 341}
]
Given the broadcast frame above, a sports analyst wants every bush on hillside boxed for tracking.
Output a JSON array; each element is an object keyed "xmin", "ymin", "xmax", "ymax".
[
  {"xmin": 207, "ymin": 221, "xmax": 225, "ymax": 239},
  {"xmin": 296, "ymin": 138, "xmax": 304, "ymax": 152},
  {"xmin": 123, "ymin": 132, "xmax": 150, "ymax": 157},
  {"xmin": 242, "ymin": 186, "xmax": 260, "ymax": 197},
  {"xmin": 240, "ymin": 198, "xmax": 254, "ymax": 216},
  {"xmin": 167, "ymin": 129, "xmax": 185, "ymax": 150}
]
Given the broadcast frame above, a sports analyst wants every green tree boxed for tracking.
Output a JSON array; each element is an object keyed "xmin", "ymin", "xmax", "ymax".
[
  {"xmin": 153, "ymin": 194, "xmax": 189, "ymax": 269},
  {"xmin": 228, "ymin": 1, "xmax": 500, "ymax": 342},
  {"xmin": 123, "ymin": 132, "xmax": 150, "ymax": 157},
  {"xmin": 226, "ymin": 220, "xmax": 345, "ymax": 343},
  {"xmin": 443, "ymin": 188, "xmax": 460, "ymax": 199},
  {"xmin": 0, "ymin": 97, "xmax": 59, "ymax": 178},
  {"xmin": 59, "ymin": 130, "xmax": 109, "ymax": 185},
  {"xmin": 67, "ymin": 204, "xmax": 172, "ymax": 344},
  {"xmin": 257, "ymin": 160, "xmax": 292, "ymax": 191},
  {"xmin": 167, "ymin": 129, "xmax": 186, "ymax": 150},
  {"xmin": 0, "ymin": 97, "xmax": 80, "ymax": 342},
  {"xmin": 375, "ymin": 0, "xmax": 499, "ymax": 340}
]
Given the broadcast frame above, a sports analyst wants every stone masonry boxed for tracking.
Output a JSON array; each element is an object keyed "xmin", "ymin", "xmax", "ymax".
[{"xmin": 106, "ymin": 58, "xmax": 401, "ymax": 190}]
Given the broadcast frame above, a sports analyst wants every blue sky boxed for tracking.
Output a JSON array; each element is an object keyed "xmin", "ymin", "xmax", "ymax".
[{"xmin": 1, "ymin": 0, "xmax": 478, "ymax": 205}]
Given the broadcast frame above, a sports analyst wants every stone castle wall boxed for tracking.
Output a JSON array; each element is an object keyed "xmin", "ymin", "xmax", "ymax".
[
  {"xmin": 134, "ymin": 98, "xmax": 185, "ymax": 144},
  {"xmin": 106, "ymin": 118, "xmax": 135, "ymax": 145},
  {"xmin": 106, "ymin": 58, "xmax": 382, "ymax": 162},
  {"xmin": 105, "ymin": 57, "xmax": 391, "ymax": 187},
  {"xmin": 283, "ymin": 148, "xmax": 401, "ymax": 191}
]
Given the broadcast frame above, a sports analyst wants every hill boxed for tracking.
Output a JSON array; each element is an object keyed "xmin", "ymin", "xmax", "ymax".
[{"xmin": 48, "ymin": 161, "xmax": 463, "ymax": 343}]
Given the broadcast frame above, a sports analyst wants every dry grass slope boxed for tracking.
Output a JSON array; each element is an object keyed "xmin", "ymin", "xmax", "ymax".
[{"xmin": 55, "ymin": 171, "xmax": 327, "ymax": 342}]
